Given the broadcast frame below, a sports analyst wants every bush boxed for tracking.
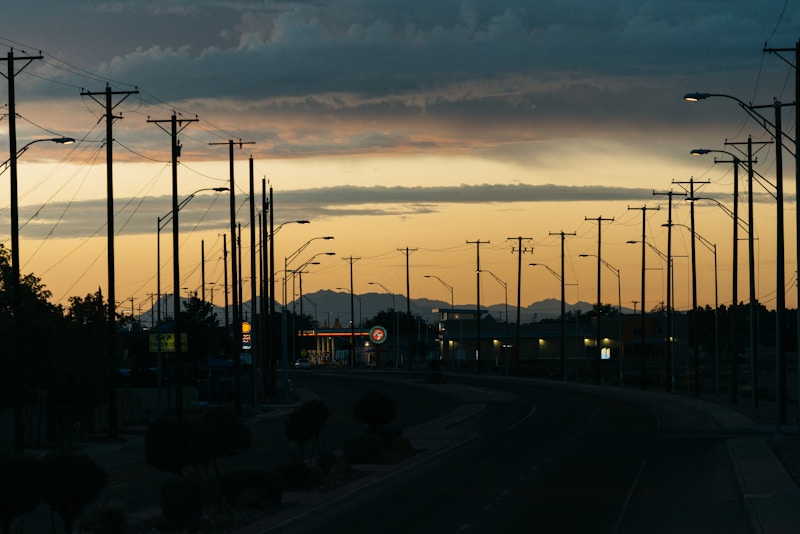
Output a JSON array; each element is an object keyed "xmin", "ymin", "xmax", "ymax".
[
  {"xmin": 319, "ymin": 452, "xmax": 338, "ymax": 474},
  {"xmin": 40, "ymin": 452, "xmax": 107, "ymax": 534},
  {"xmin": 0, "ymin": 452, "xmax": 41, "ymax": 534},
  {"xmin": 374, "ymin": 425, "xmax": 403, "ymax": 448},
  {"xmin": 219, "ymin": 469, "xmax": 282, "ymax": 507},
  {"xmin": 275, "ymin": 461, "xmax": 323, "ymax": 491},
  {"xmin": 342, "ymin": 434, "xmax": 384, "ymax": 464},
  {"xmin": 284, "ymin": 399, "xmax": 329, "ymax": 463},
  {"xmin": 81, "ymin": 502, "xmax": 128, "ymax": 534},
  {"xmin": 145, "ymin": 416, "xmax": 213, "ymax": 476},
  {"xmin": 160, "ymin": 478, "xmax": 204, "ymax": 531},
  {"xmin": 202, "ymin": 407, "xmax": 253, "ymax": 461},
  {"xmin": 353, "ymin": 390, "xmax": 396, "ymax": 434}
]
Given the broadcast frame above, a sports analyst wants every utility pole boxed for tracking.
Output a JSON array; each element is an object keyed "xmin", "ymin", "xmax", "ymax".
[
  {"xmin": 507, "ymin": 237, "xmax": 533, "ymax": 376},
  {"xmin": 584, "ymin": 216, "xmax": 614, "ymax": 385},
  {"xmin": 82, "ymin": 84, "xmax": 138, "ymax": 439},
  {"xmin": 261, "ymin": 180, "xmax": 270, "ymax": 397},
  {"xmin": 2, "ymin": 49, "xmax": 42, "ymax": 454},
  {"xmin": 397, "ymin": 247, "xmax": 417, "ymax": 370},
  {"xmin": 548, "ymin": 231, "xmax": 575, "ymax": 381},
  {"xmin": 628, "ymin": 205, "xmax": 660, "ymax": 389},
  {"xmin": 466, "ymin": 240, "xmax": 489, "ymax": 373},
  {"xmin": 343, "ymin": 257, "xmax": 361, "ymax": 367},
  {"xmin": 675, "ymin": 177, "xmax": 710, "ymax": 397},
  {"xmin": 248, "ymin": 157, "xmax": 258, "ymax": 405},
  {"xmin": 653, "ymin": 189, "xmax": 684, "ymax": 392},
  {"xmin": 209, "ymin": 139, "xmax": 254, "ymax": 415},
  {"xmin": 148, "ymin": 113, "xmax": 198, "ymax": 419},
  {"xmin": 764, "ymin": 40, "xmax": 800, "ymax": 433}
]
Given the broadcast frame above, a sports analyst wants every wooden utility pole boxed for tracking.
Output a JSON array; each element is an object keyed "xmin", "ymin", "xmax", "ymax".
[
  {"xmin": 148, "ymin": 113, "xmax": 198, "ymax": 418},
  {"xmin": 209, "ymin": 139, "xmax": 254, "ymax": 415},
  {"xmin": 584, "ymin": 216, "xmax": 614, "ymax": 385},
  {"xmin": 466, "ymin": 240, "xmax": 488, "ymax": 373},
  {"xmin": 507, "ymin": 237, "xmax": 533, "ymax": 376},
  {"xmin": 628, "ymin": 205, "xmax": 660, "ymax": 389}
]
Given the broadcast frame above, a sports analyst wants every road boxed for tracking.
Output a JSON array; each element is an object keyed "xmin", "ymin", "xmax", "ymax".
[
  {"xmin": 22, "ymin": 370, "xmax": 753, "ymax": 532},
  {"xmin": 278, "ymin": 372, "xmax": 751, "ymax": 533}
]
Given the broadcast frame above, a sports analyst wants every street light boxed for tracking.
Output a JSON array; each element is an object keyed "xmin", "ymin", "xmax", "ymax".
[
  {"xmin": 691, "ymin": 146, "xmax": 766, "ymax": 407},
  {"xmin": 294, "ymin": 252, "xmax": 335, "ymax": 361},
  {"xmin": 530, "ymin": 262, "xmax": 573, "ymax": 381},
  {"xmin": 8, "ymin": 136, "xmax": 74, "ymax": 454},
  {"xmin": 155, "ymin": 186, "xmax": 227, "ymax": 416},
  {"xmin": 685, "ymin": 90, "xmax": 793, "ymax": 431},
  {"xmin": 674, "ymin": 224, "xmax": 719, "ymax": 396},
  {"xmin": 424, "ymin": 274, "xmax": 460, "ymax": 368},
  {"xmin": 281, "ymin": 237, "xmax": 334, "ymax": 396},
  {"xmin": 265, "ymin": 218, "xmax": 309, "ymax": 398},
  {"xmin": 580, "ymin": 255, "xmax": 623, "ymax": 385},
  {"xmin": 478, "ymin": 270, "xmax": 508, "ymax": 375}
]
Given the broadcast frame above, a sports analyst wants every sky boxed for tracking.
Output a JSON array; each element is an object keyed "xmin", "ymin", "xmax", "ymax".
[{"xmin": 0, "ymin": 0, "xmax": 798, "ymax": 321}]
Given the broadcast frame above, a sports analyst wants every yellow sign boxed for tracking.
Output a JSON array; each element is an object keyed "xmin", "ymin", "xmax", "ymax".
[{"xmin": 149, "ymin": 333, "xmax": 189, "ymax": 353}]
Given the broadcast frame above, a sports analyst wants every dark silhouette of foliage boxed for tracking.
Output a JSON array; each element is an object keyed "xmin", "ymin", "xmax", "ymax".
[
  {"xmin": 353, "ymin": 390, "xmax": 397, "ymax": 434},
  {"xmin": 145, "ymin": 416, "xmax": 213, "ymax": 476},
  {"xmin": 284, "ymin": 399, "xmax": 329, "ymax": 463},
  {"xmin": 159, "ymin": 478, "xmax": 204, "ymax": 530},
  {"xmin": 0, "ymin": 452, "xmax": 41, "ymax": 534},
  {"xmin": 218, "ymin": 469, "xmax": 282, "ymax": 507},
  {"xmin": 40, "ymin": 452, "xmax": 107, "ymax": 534},
  {"xmin": 342, "ymin": 434, "xmax": 383, "ymax": 464},
  {"xmin": 202, "ymin": 407, "xmax": 253, "ymax": 467}
]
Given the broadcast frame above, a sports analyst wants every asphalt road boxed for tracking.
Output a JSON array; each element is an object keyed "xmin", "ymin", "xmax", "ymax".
[
  {"xmin": 279, "ymin": 372, "xmax": 752, "ymax": 533},
  {"xmin": 21, "ymin": 370, "xmax": 753, "ymax": 533}
]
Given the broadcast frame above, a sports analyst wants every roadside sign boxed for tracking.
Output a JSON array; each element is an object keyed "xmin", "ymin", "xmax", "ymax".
[{"xmin": 369, "ymin": 325, "xmax": 388, "ymax": 344}]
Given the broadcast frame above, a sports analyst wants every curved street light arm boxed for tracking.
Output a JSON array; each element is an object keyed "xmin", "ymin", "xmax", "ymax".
[
  {"xmin": 158, "ymin": 187, "xmax": 229, "ymax": 230},
  {"xmin": 1, "ymin": 136, "xmax": 76, "ymax": 175},
  {"xmin": 684, "ymin": 92, "xmax": 795, "ymax": 152},
  {"xmin": 529, "ymin": 262, "xmax": 561, "ymax": 282},
  {"xmin": 286, "ymin": 236, "xmax": 334, "ymax": 267}
]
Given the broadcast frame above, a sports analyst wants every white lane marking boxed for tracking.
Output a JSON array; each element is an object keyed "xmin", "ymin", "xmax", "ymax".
[
  {"xmin": 613, "ymin": 459, "xmax": 647, "ymax": 534},
  {"xmin": 508, "ymin": 405, "xmax": 537, "ymax": 430}
]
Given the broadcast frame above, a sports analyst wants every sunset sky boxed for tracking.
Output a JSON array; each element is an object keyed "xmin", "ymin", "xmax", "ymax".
[{"xmin": 0, "ymin": 1, "xmax": 798, "ymax": 320}]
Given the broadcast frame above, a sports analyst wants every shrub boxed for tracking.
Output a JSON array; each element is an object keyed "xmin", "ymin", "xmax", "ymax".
[
  {"xmin": 342, "ymin": 434, "xmax": 384, "ymax": 464},
  {"xmin": 202, "ymin": 407, "xmax": 253, "ymax": 461},
  {"xmin": 145, "ymin": 416, "xmax": 213, "ymax": 476},
  {"xmin": 319, "ymin": 452, "xmax": 338, "ymax": 474},
  {"xmin": 219, "ymin": 469, "xmax": 282, "ymax": 507},
  {"xmin": 81, "ymin": 502, "xmax": 128, "ymax": 534},
  {"xmin": 0, "ymin": 452, "xmax": 41, "ymax": 534},
  {"xmin": 40, "ymin": 452, "xmax": 107, "ymax": 534},
  {"xmin": 353, "ymin": 390, "xmax": 396, "ymax": 434},
  {"xmin": 159, "ymin": 478, "xmax": 204, "ymax": 531},
  {"xmin": 374, "ymin": 425, "xmax": 403, "ymax": 448},
  {"xmin": 284, "ymin": 399, "xmax": 329, "ymax": 463},
  {"xmin": 275, "ymin": 461, "xmax": 323, "ymax": 491}
]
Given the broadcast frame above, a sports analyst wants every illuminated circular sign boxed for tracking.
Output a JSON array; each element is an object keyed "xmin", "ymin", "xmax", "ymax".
[{"xmin": 369, "ymin": 325, "xmax": 388, "ymax": 344}]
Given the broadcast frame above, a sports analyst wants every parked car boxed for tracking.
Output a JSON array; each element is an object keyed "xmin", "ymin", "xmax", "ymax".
[{"xmin": 294, "ymin": 358, "xmax": 312, "ymax": 369}]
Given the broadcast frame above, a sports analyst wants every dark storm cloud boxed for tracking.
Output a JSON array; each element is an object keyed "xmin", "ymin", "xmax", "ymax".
[{"xmin": 17, "ymin": 182, "xmax": 777, "ymax": 239}]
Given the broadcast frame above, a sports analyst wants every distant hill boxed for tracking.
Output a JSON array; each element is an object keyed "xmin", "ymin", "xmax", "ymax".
[{"xmin": 136, "ymin": 289, "xmax": 627, "ymax": 326}]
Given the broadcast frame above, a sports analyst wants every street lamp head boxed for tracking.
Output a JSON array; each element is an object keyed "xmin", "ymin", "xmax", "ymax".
[
  {"xmin": 626, "ymin": 240, "xmax": 638, "ymax": 244},
  {"xmin": 323, "ymin": 236, "xmax": 334, "ymax": 240},
  {"xmin": 683, "ymin": 92, "xmax": 710, "ymax": 102},
  {"xmin": 53, "ymin": 137, "xmax": 75, "ymax": 145},
  {"xmin": 212, "ymin": 187, "xmax": 229, "ymax": 192},
  {"xmin": 690, "ymin": 149, "xmax": 711, "ymax": 156},
  {"xmin": 297, "ymin": 220, "xmax": 310, "ymax": 224}
]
